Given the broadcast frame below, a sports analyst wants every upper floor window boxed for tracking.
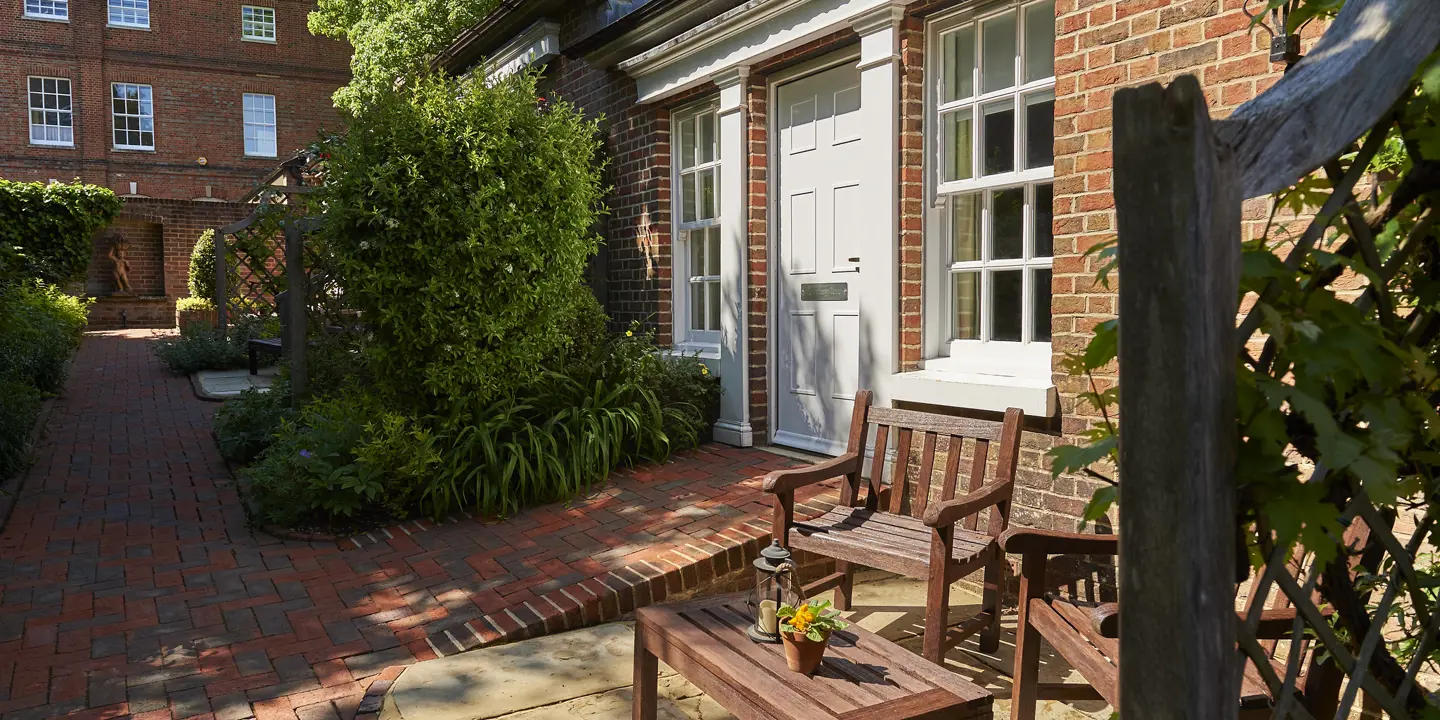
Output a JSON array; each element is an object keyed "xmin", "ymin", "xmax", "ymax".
[
  {"xmin": 111, "ymin": 83, "xmax": 155, "ymax": 151},
  {"xmin": 243, "ymin": 93, "xmax": 277, "ymax": 157},
  {"xmin": 24, "ymin": 0, "xmax": 67, "ymax": 20},
  {"xmin": 108, "ymin": 0, "xmax": 149, "ymax": 28},
  {"xmin": 926, "ymin": 0, "xmax": 1055, "ymax": 376},
  {"xmin": 28, "ymin": 77, "xmax": 73, "ymax": 147},
  {"xmin": 241, "ymin": 6, "xmax": 276, "ymax": 42},
  {"xmin": 673, "ymin": 103, "xmax": 721, "ymax": 348}
]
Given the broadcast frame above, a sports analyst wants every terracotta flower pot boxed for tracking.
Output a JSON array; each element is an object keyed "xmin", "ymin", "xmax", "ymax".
[{"xmin": 781, "ymin": 629, "xmax": 831, "ymax": 675}]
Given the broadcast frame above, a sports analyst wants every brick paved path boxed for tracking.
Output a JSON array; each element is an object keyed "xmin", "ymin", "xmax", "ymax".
[{"xmin": 0, "ymin": 331, "xmax": 836, "ymax": 720}]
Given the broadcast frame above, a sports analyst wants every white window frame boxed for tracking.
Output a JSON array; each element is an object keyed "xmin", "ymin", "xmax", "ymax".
[
  {"xmin": 241, "ymin": 6, "xmax": 276, "ymax": 43},
  {"xmin": 28, "ymin": 76, "xmax": 74, "ymax": 147},
  {"xmin": 23, "ymin": 0, "xmax": 67, "ymax": 21},
  {"xmin": 110, "ymin": 82, "xmax": 155, "ymax": 151},
  {"xmin": 923, "ymin": 0, "xmax": 1056, "ymax": 378},
  {"xmin": 243, "ymin": 93, "xmax": 277, "ymax": 158},
  {"xmin": 107, "ymin": 0, "xmax": 149, "ymax": 29},
  {"xmin": 671, "ymin": 101, "xmax": 723, "ymax": 352}
]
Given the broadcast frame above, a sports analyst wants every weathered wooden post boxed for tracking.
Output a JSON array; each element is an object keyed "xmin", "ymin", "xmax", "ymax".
[
  {"xmin": 284, "ymin": 221, "xmax": 308, "ymax": 404},
  {"xmin": 1114, "ymin": 75, "xmax": 1241, "ymax": 715},
  {"xmin": 213, "ymin": 226, "xmax": 228, "ymax": 340}
]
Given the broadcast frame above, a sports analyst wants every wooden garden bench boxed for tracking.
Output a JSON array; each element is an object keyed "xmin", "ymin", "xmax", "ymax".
[
  {"xmin": 1002, "ymin": 527, "xmax": 1363, "ymax": 719},
  {"xmin": 765, "ymin": 390, "xmax": 1025, "ymax": 664},
  {"xmin": 247, "ymin": 337, "xmax": 282, "ymax": 375}
]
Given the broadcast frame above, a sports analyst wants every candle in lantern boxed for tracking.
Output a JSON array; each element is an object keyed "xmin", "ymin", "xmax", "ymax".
[{"xmin": 759, "ymin": 599, "xmax": 778, "ymax": 634}]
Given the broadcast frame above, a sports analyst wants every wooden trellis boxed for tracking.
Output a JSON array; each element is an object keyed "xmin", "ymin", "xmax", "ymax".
[{"xmin": 1113, "ymin": 0, "xmax": 1440, "ymax": 715}]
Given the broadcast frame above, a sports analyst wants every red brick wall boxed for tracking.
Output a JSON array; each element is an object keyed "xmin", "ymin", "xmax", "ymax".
[
  {"xmin": 88, "ymin": 197, "xmax": 252, "ymax": 329},
  {"xmin": 0, "ymin": 0, "xmax": 349, "ymax": 201}
]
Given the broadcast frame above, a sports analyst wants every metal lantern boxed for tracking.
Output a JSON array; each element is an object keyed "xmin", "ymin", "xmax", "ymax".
[{"xmin": 746, "ymin": 540, "xmax": 805, "ymax": 643}]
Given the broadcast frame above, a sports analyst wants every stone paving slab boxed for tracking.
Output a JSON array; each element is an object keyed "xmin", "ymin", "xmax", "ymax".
[
  {"xmin": 0, "ymin": 331, "xmax": 837, "ymax": 720},
  {"xmin": 193, "ymin": 367, "xmax": 277, "ymax": 400}
]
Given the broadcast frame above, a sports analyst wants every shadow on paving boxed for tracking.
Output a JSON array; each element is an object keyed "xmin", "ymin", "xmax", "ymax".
[{"xmin": 0, "ymin": 330, "xmax": 811, "ymax": 720}]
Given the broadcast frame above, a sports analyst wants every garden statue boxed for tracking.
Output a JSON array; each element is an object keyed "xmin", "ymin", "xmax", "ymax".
[{"xmin": 108, "ymin": 233, "xmax": 132, "ymax": 294}]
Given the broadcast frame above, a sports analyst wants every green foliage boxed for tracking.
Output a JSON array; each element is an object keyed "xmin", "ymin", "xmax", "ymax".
[
  {"xmin": 187, "ymin": 229, "xmax": 232, "ymax": 301},
  {"xmin": 0, "ymin": 281, "xmax": 89, "ymax": 481},
  {"xmin": 176, "ymin": 296, "xmax": 215, "ymax": 313},
  {"xmin": 0, "ymin": 179, "xmax": 122, "ymax": 284},
  {"xmin": 316, "ymin": 71, "xmax": 605, "ymax": 411},
  {"xmin": 153, "ymin": 315, "xmax": 277, "ymax": 375},
  {"xmin": 778, "ymin": 599, "xmax": 849, "ymax": 642},
  {"xmin": 215, "ymin": 380, "xmax": 295, "ymax": 463},
  {"xmin": 308, "ymin": 0, "xmax": 501, "ymax": 113}
]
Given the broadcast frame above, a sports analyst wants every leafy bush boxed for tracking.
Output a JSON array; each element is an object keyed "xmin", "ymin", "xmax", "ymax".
[
  {"xmin": 176, "ymin": 296, "xmax": 215, "ymax": 313},
  {"xmin": 243, "ymin": 391, "xmax": 390, "ymax": 528},
  {"xmin": 215, "ymin": 381, "xmax": 294, "ymax": 463},
  {"xmin": 153, "ymin": 315, "xmax": 276, "ymax": 374},
  {"xmin": 317, "ymin": 71, "xmax": 605, "ymax": 412},
  {"xmin": 187, "ymin": 229, "xmax": 219, "ymax": 301},
  {"xmin": 0, "ymin": 180, "xmax": 122, "ymax": 284},
  {"xmin": 0, "ymin": 379, "xmax": 43, "ymax": 480},
  {"xmin": 0, "ymin": 282, "xmax": 91, "ymax": 393}
]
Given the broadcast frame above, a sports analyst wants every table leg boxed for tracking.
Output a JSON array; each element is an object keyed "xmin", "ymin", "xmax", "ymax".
[{"xmin": 633, "ymin": 620, "xmax": 658, "ymax": 720}]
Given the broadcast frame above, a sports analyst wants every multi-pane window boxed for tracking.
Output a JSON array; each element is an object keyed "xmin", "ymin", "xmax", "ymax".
[
  {"xmin": 108, "ymin": 0, "xmax": 149, "ymax": 28},
  {"xmin": 674, "ymin": 105, "xmax": 721, "ymax": 344},
  {"xmin": 241, "ymin": 6, "xmax": 276, "ymax": 41},
  {"xmin": 28, "ymin": 77, "xmax": 73, "ymax": 146},
  {"xmin": 111, "ymin": 83, "xmax": 155, "ymax": 150},
  {"xmin": 24, "ymin": 0, "xmax": 67, "ymax": 20},
  {"xmin": 243, "ymin": 93, "xmax": 277, "ymax": 157},
  {"xmin": 932, "ymin": 0, "xmax": 1055, "ymax": 355}
]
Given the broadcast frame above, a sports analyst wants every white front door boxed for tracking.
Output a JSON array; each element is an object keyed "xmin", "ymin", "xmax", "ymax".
[{"xmin": 773, "ymin": 61, "xmax": 866, "ymax": 456}]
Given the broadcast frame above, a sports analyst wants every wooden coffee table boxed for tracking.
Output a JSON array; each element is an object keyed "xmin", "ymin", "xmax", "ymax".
[{"xmin": 633, "ymin": 594, "xmax": 992, "ymax": 720}]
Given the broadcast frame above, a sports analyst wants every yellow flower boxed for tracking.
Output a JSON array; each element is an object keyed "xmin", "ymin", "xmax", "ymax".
[
  {"xmin": 699, "ymin": 365, "xmax": 710, "ymax": 376},
  {"xmin": 626, "ymin": 330, "xmax": 634, "ymax": 337},
  {"xmin": 791, "ymin": 604, "xmax": 817, "ymax": 633}
]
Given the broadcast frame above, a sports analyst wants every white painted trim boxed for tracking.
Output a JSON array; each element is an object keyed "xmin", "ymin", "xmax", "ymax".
[
  {"xmin": 485, "ymin": 20, "xmax": 561, "ymax": 82},
  {"xmin": 712, "ymin": 66, "xmax": 754, "ymax": 447},
  {"xmin": 620, "ymin": 0, "xmax": 907, "ymax": 104},
  {"xmin": 891, "ymin": 368, "xmax": 1055, "ymax": 416}
]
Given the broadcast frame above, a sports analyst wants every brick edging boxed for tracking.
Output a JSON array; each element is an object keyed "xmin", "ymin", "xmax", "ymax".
[{"xmin": 355, "ymin": 665, "xmax": 407, "ymax": 720}]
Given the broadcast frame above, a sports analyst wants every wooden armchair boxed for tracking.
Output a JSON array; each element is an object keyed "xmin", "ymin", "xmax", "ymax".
[
  {"xmin": 1002, "ymin": 527, "xmax": 1354, "ymax": 719},
  {"xmin": 764, "ymin": 390, "xmax": 1025, "ymax": 664}
]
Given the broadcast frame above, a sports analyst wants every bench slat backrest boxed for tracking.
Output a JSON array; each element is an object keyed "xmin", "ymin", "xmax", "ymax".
[{"xmin": 844, "ymin": 392, "xmax": 1023, "ymax": 523}]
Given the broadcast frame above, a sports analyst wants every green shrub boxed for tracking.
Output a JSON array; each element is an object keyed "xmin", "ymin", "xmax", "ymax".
[
  {"xmin": 153, "ymin": 314, "xmax": 276, "ymax": 374},
  {"xmin": 0, "ymin": 379, "xmax": 43, "ymax": 479},
  {"xmin": 242, "ymin": 391, "xmax": 389, "ymax": 527},
  {"xmin": 0, "ymin": 180, "xmax": 122, "ymax": 284},
  {"xmin": 317, "ymin": 71, "xmax": 605, "ymax": 412},
  {"xmin": 215, "ymin": 380, "xmax": 295, "ymax": 463},
  {"xmin": 0, "ymin": 282, "xmax": 91, "ymax": 393},
  {"xmin": 176, "ymin": 296, "xmax": 215, "ymax": 313}
]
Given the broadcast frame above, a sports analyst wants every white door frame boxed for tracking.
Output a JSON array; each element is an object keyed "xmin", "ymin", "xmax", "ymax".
[{"xmin": 766, "ymin": 7, "xmax": 904, "ymax": 450}]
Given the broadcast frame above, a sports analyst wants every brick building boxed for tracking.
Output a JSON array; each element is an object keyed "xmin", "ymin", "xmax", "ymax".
[
  {"xmin": 443, "ymin": 0, "xmax": 1288, "ymax": 531},
  {"xmin": 0, "ymin": 0, "xmax": 349, "ymax": 326}
]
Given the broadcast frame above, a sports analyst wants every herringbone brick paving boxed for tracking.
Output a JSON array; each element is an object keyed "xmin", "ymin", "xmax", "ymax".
[{"xmin": 0, "ymin": 331, "xmax": 838, "ymax": 719}]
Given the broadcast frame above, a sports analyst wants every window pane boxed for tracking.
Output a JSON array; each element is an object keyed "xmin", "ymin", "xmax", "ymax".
[
  {"xmin": 1025, "ymin": 91, "xmax": 1054, "ymax": 169},
  {"xmin": 690, "ymin": 232, "xmax": 705, "ymax": 280},
  {"xmin": 690, "ymin": 282, "xmax": 706, "ymax": 330},
  {"xmin": 679, "ymin": 116, "xmax": 695, "ymax": 170},
  {"xmin": 952, "ymin": 272, "xmax": 981, "ymax": 340},
  {"xmin": 1024, "ymin": 1, "xmax": 1056, "ymax": 82},
  {"xmin": 942, "ymin": 109, "xmax": 974, "ymax": 182},
  {"xmin": 681, "ymin": 173, "xmax": 696, "ymax": 223},
  {"xmin": 993, "ymin": 188, "xmax": 1024, "ymax": 260},
  {"xmin": 697, "ymin": 168, "xmax": 717, "ymax": 220},
  {"xmin": 982, "ymin": 102, "xmax": 1014, "ymax": 175},
  {"xmin": 706, "ymin": 227, "xmax": 721, "ymax": 276},
  {"xmin": 1032, "ymin": 268, "xmax": 1052, "ymax": 342},
  {"xmin": 707, "ymin": 281, "xmax": 721, "ymax": 331},
  {"xmin": 951, "ymin": 193, "xmax": 981, "ymax": 262},
  {"xmin": 1033, "ymin": 183, "xmax": 1054, "ymax": 257},
  {"xmin": 991, "ymin": 269, "xmax": 1023, "ymax": 341},
  {"xmin": 981, "ymin": 12, "xmax": 1017, "ymax": 93},
  {"xmin": 698, "ymin": 113, "xmax": 716, "ymax": 164},
  {"xmin": 942, "ymin": 27, "xmax": 975, "ymax": 103}
]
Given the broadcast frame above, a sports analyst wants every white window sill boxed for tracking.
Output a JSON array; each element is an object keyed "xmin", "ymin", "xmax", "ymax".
[
  {"xmin": 663, "ymin": 343, "xmax": 720, "ymax": 361},
  {"xmin": 30, "ymin": 141, "xmax": 75, "ymax": 148},
  {"xmin": 107, "ymin": 23, "xmax": 150, "ymax": 30},
  {"xmin": 891, "ymin": 368, "xmax": 1055, "ymax": 417},
  {"xmin": 242, "ymin": 36, "xmax": 277, "ymax": 44},
  {"xmin": 244, "ymin": 152, "xmax": 279, "ymax": 159},
  {"xmin": 112, "ymin": 147, "xmax": 156, "ymax": 153},
  {"xmin": 23, "ymin": 14, "xmax": 69, "ymax": 23}
]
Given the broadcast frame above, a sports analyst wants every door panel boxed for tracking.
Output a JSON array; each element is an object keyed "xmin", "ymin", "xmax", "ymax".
[{"xmin": 773, "ymin": 61, "xmax": 865, "ymax": 456}]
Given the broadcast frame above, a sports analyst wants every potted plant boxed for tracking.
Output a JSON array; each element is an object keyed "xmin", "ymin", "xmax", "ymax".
[{"xmin": 776, "ymin": 599, "xmax": 849, "ymax": 675}]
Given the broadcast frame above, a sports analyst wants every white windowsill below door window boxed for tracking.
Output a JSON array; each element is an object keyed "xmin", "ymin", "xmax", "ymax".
[{"xmin": 891, "ymin": 367, "xmax": 1055, "ymax": 417}]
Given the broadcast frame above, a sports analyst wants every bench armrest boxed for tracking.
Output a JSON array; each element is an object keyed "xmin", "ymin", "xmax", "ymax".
[
  {"xmin": 999, "ymin": 527, "xmax": 1119, "ymax": 556},
  {"xmin": 921, "ymin": 481, "xmax": 1013, "ymax": 528},
  {"xmin": 763, "ymin": 453, "xmax": 862, "ymax": 494}
]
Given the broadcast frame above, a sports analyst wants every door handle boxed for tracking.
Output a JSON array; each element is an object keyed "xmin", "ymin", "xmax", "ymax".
[{"xmin": 846, "ymin": 256, "xmax": 860, "ymax": 263}]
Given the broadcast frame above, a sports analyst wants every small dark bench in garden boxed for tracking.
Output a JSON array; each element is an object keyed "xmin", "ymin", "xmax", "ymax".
[{"xmin": 248, "ymin": 338, "xmax": 281, "ymax": 375}]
